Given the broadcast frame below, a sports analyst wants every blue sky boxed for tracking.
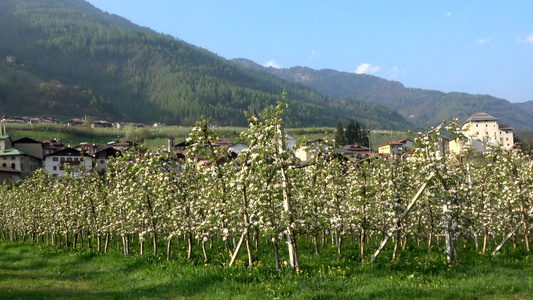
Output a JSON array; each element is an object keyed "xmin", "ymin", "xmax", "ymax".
[{"xmin": 86, "ymin": 0, "xmax": 533, "ymax": 103}]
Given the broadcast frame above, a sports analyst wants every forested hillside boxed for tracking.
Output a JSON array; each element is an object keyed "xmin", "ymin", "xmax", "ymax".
[
  {"xmin": 234, "ymin": 59, "xmax": 533, "ymax": 131},
  {"xmin": 0, "ymin": 0, "xmax": 411, "ymax": 129}
]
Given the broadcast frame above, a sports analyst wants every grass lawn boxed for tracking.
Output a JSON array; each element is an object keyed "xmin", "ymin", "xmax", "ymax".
[{"xmin": 1, "ymin": 239, "xmax": 532, "ymax": 299}]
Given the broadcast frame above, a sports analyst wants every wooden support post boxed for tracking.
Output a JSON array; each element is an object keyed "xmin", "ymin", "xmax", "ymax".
[
  {"xmin": 371, "ymin": 175, "xmax": 432, "ymax": 262},
  {"xmin": 492, "ymin": 206, "xmax": 533, "ymax": 255}
]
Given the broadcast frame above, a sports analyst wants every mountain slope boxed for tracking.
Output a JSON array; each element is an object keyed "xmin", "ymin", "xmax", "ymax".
[
  {"xmin": 234, "ymin": 59, "xmax": 533, "ymax": 131},
  {"xmin": 0, "ymin": 0, "xmax": 411, "ymax": 129}
]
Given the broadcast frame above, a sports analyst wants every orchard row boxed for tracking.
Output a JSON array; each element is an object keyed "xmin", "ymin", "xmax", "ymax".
[{"xmin": 0, "ymin": 103, "xmax": 531, "ymax": 270}]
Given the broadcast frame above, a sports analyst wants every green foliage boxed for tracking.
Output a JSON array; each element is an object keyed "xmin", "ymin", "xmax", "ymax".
[
  {"xmin": 334, "ymin": 121, "xmax": 345, "ymax": 146},
  {"xmin": 334, "ymin": 119, "xmax": 370, "ymax": 147}
]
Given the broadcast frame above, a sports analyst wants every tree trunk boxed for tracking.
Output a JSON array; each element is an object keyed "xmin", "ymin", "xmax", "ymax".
[
  {"xmin": 520, "ymin": 202, "xmax": 531, "ymax": 252},
  {"xmin": 360, "ymin": 227, "xmax": 366, "ymax": 262},
  {"xmin": 202, "ymin": 239, "xmax": 210, "ymax": 264},
  {"xmin": 122, "ymin": 234, "xmax": 129, "ymax": 257},
  {"xmin": 166, "ymin": 235, "xmax": 173, "ymax": 262},
  {"xmin": 312, "ymin": 234, "xmax": 320, "ymax": 257},
  {"xmin": 482, "ymin": 232, "xmax": 488, "ymax": 255},
  {"xmin": 152, "ymin": 232, "xmax": 158, "ymax": 256},
  {"xmin": 104, "ymin": 234, "xmax": 109, "ymax": 253},
  {"xmin": 187, "ymin": 232, "xmax": 193, "ymax": 260},
  {"xmin": 272, "ymin": 239, "xmax": 281, "ymax": 271},
  {"xmin": 337, "ymin": 234, "xmax": 343, "ymax": 258}
]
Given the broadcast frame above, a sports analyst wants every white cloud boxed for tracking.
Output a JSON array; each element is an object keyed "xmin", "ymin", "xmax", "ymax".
[
  {"xmin": 477, "ymin": 38, "xmax": 491, "ymax": 45},
  {"xmin": 355, "ymin": 63, "xmax": 380, "ymax": 74},
  {"xmin": 386, "ymin": 66, "xmax": 405, "ymax": 79},
  {"xmin": 517, "ymin": 34, "xmax": 533, "ymax": 44},
  {"xmin": 310, "ymin": 50, "xmax": 317, "ymax": 60},
  {"xmin": 264, "ymin": 60, "xmax": 281, "ymax": 68},
  {"xmin": 446, "ymin": 12, "xmax": 452, "ymax": 17}
]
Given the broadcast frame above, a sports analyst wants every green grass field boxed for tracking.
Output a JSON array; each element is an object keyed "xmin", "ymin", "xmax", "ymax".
[{"xmin": 1, "ymin": 239, "xmax": 532, "ymax": 299}]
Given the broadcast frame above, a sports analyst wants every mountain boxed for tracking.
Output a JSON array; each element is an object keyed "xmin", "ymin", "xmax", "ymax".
[
  {"xmin": 0, "ymin": 0, "xmax": 411, "ymax": 130},
  {"xmin": 233, "ymin": 59, "xmax": 533, "ymax": 131}
]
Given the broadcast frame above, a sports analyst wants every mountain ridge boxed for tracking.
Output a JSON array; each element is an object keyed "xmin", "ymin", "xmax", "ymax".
[
  {"xmin": 0, "ymin": 0, "xmax": 412, "ymax": 130},
  {"xmin": 232, "ymin": 58, "xmax": 533, "ymax": 131}
]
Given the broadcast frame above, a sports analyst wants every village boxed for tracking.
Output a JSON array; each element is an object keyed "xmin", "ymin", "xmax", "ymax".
[{"xmin": 0, "ymin": 112, "xmax": 514, "ymax": 184}]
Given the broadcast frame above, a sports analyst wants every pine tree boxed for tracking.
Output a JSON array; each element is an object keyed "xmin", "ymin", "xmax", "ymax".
[
  {"xmin": 345, "ymin": 119, "xmax": 357, "ymax": 145},
  {"xmin": 335, "ymin": 121, "xmax": 346, "ymax": 146},
  {"xmin": 354, "ymin": 122, "xmax": 361, "ymax": 145},
  {"xmin": 358, "ymin": 124, "xmax": 370, "ymax": 147}
]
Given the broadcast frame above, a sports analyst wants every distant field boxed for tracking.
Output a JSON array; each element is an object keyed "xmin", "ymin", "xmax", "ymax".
[{"xmin": 3, "ymin": 123, "xmax": 409, "ymax": 151}]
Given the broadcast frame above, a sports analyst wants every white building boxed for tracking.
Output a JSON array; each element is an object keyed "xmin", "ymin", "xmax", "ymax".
[
  {"xmin": 44, "ymin": 147, "xmax": 93, "ymax": 177},
  {"xmin": 0, "ymin": 129, "xmax": 41, "ymax": 183},
  {"xmin": 449, "ymin": 112, "xmax": 514, "ymax": 153}
]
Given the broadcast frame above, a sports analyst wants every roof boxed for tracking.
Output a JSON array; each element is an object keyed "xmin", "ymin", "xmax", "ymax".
[
  {"xmin": 498, "ymin": 124, "xmax": 513, "ymax": 130},
  {"xmin": 94, "ymin": 147, "xmax": 121, "ymax": 158},
  {"xmin": 463, "ymin": 112, "xmax": 498, "ymax": 124},
  {"xmin": 0, "ymin": 147, "xmax": 40, "ymax": 159},
  {"xmin": 13, "ymin": 137, "xmax": 41, "ymax": 144},
  {"xmin": 44, "ymin": 147, "xmax": 92, "ymax": 158},
  {"xmin": 0, "ymin": 167, "xmax": 21, "ymax": 173},
  {"xmin": 378, "ymin": 141, "xmax": 403, "ymax": 147}
]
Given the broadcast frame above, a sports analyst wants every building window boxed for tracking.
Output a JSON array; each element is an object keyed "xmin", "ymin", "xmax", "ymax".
[
  {"xmin": 506, "ymin": 138, "xmax": 509, "ymax": 141},
  {"xmin": 11, "ymin": 163, "xmax": 15, "ymax": 169},
  {"xmin": 74, "ymin": 158, "xmax": 79, "ymax": 162},
  {"xmin": 53, "ymin": 157, "xmax": 58, "ymax": 161},
  {"xmin": 11, "ymin": 156, "xmax": 15, "ymax": 160},
  {"xmin": 60, "ymin": 157, "xmax": 65, "ymax": 161},
  {"xmin": 2, "ymin": 163, "xmax": 5, "ymax": 167},
  {"xmin": 476, "ymin": 124, "xmax": 478, "ymax": 127},
  {"xmin": 67, "ymin": 157, "xmax": 72, "ymax": 162},
  {"xmin": 53, "ymin": 166, "xmax": 57, "ymax": 171},
  {"xmin": 100, "ymin": 160, "xmax": 105, "ymax": 164}
]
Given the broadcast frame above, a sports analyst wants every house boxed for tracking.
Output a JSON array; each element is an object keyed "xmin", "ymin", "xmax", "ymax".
[
  {"xmin": 378, "ymin": 139, "xmax": 413, "ymax": 157},
  {"xmin": 107, "ymin": 140, "xmax": 136, "ymax": 151},
  {"xmin": 92, "ymin": 120, "xmax": 113, "ymax": 128},
  {"xmin": 73, "ymin": 142, "xmax": 104, "ymax": 156},
  {"xmin": 342, "ymin": 144, "xmax": 371, "ymax": 158},
  {"xmin": 378, "ymin": 141, "xmax": 404, "ymax": 156},
  {"xmin": 44, "ymin": 148, "xmax": 93, "ymax": 177},
  {"xmin": 93, "ymin": 147, "xmax": 121, "ymax": 174},
  {"xmin": 63, "ymin": 118, "xmax": 85, "ymax": 126},
  {"xmin": 0, "ymin": 128, "xmax": 41, "ymax": 183},
  {"xmin": 285, "ymin": 133, "xmax": 297, "ymax": 151},
  {"xmin": 42, "ymin": 139, "xmax": 66, "ymax": 156},
  {"xmin": 12, "ymin": 137, "xmax": 44, "ymax": 162},
  {"xmin": 449, "ymin": 112, "xmax": 514, "ymax": 153},
  {"xmin": 295, "ymin": 139, "xmax": 330, "ymax": 162},
  {"xmin": 113, "ymin": 122, "xmax": 127, "ymax": 129},
  {"xmin": 228, "ymin": 142, "xmax": 248, "ymax": 156}
]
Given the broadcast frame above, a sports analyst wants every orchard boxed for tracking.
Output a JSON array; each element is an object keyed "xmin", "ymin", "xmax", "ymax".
[{"xmin": 0, "ymin": 103, "xmax": 531, "ymax": 271}]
